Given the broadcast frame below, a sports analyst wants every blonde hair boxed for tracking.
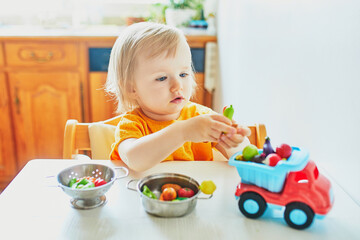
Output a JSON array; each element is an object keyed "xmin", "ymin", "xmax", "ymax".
[{"xmin": 106, "ymin": 22, "xmax": 196, "ymax": 114}]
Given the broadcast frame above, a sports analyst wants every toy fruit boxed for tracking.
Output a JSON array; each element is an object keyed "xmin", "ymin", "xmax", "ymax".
[
  {"xmin": 223, "ymin": 105, "xmax": 234, "ymax": 120},
  {"xmin": 276, "ymin": 143, "xmax": 292, "ymax": 159},
  {"xmin": 161, "ymin": 183, "xmax": 182, "ymax": 192},
  {"xmin": 178, "ymin": 188, "xmax": 195, "ymax": 198},
  {"xmin": 263, "ymin": 153, "xmax": 283, "ymax": 166},
  {"xmin": 199, "ymin": 180, "xmax": 217, "ymax": 195},
  {"xmin": 252, "ymin": 154, "xmax": 265, "ymax": 164},
  {"xmin": 242, "ymin": 144, "xmax": 259, "ymax": 161},
  {"xmin": 263, "ymin": 136, "xmax": 275, "ymax": 156},
  {"xmin": 161, "ymin": 187, "xmax": 177, "ymax": 201}
]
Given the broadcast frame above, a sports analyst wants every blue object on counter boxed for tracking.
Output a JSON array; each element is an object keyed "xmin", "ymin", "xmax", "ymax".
[{"xmin": 189, "ymin": 20, "xmax": 208, "ymax": 29}]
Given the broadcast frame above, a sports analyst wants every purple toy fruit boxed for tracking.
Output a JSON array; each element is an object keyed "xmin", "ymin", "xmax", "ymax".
[{"xmin": 263, "ymin": 136, "xmax": 275, "ymax": 157}]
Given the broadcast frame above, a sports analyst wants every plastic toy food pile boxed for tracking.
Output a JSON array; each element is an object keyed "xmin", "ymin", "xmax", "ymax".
[
  {"xmin": 142, "ymin": 181, "xmax": 216, "ymax": 201},
  {"xmin": 68, "ymin": 176, "xmax": 108, "ymax": 189},
  {"xmin": 235, "ymin": 137, "xmax": 292, "ymax": 167}
]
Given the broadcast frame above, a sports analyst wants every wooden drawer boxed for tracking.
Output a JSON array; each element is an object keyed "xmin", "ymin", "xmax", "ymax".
[
  {"xmin": 0, "ymin": 43, "xmax": 4, "ymax": 66},
  {"xmin": 5, "ymin": 42, "xmax": 79, "ymax": 67}
]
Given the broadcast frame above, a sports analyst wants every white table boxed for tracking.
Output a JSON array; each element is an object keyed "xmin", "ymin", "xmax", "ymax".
[{"xmin": 0, "ymin": 159, "xmax": 359, "ymax": 240}]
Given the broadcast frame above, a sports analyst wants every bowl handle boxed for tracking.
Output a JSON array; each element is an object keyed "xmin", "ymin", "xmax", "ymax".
[
  {"xmin": 126, "ymin": 179, "xmax": 139, "ymax": 192},
  {"xmin": 114, "ymin": 167, "xmax": 129, "ymax": 180},
  {"xmin": 197, "ymin": 193, "xmax": 213, "ymax": 200}
]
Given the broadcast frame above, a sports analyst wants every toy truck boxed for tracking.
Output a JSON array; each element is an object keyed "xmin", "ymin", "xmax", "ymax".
[{"xmin": 229, "ymin": 147, "xmax": 334, "ymax": 229}]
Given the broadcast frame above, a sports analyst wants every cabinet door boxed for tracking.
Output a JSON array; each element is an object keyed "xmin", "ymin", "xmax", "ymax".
[
  {"xmin": 0, "ymin": 43, "xmax": 4, "ymax": 66},
  {"xmin": 0, "ymin": 73, "xmax": 17, "ymax": 187},
  {"xmin": 8, "ymin": 72, "xmax": 82, "ymax": 168},
  {"xmin": 89, "ymin": 72, "xmax": 118, "ymax": 122}
]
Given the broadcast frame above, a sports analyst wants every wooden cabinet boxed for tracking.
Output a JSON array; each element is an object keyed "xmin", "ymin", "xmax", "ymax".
[
  {"xmin": 8, "ymin": 72, "xmax": 82, "ymax": 169},
  {"xmin": 5, "ymin": 42, "xmax": 79, "ymax": 67},
  {"xmin": 89, "ymin": 72, "xmax": 118, "ymax": 122},
  {"xmin": 0, "ymin": 40, "xmax": 85, "ymax": 190},
  {"xmin": 0, "ymin": 43, "xmax": 4, "ymax": 66},
  {"xmin": 0, "ymin": 73, "xmax": 18, "ymax": 190}
]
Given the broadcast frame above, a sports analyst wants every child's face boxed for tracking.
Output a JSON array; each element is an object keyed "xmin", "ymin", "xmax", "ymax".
[{"xmin": 132, "ymin": 40, "xmax": 194, "ymax": 121}]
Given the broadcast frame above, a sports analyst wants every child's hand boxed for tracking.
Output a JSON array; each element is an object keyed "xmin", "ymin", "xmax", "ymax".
[
  {"xmin": 182, "ymin": 114, "xmax": 236, "ymax": 143},
  {"xmin": 217, "ymin": 121, "xmax": 251, "ymax": 149}
]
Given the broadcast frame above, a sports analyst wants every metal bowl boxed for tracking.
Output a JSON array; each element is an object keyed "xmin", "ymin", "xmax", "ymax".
[
  {"xmin": 127, "ymin": 173, "xmax": 212, "ymax": 217},
  {"xmin": 57, "ymin": 163, "xmax": 128, "ymax": 209}
]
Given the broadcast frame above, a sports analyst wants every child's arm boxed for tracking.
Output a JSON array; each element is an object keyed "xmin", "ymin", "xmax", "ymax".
[
  {"xmin": 215, "ymin": 125, "xmax": 251, "ymax": 159},
  {"xmin": 118, "ymin": 114, "xmax": 236, "ymax": 171}
]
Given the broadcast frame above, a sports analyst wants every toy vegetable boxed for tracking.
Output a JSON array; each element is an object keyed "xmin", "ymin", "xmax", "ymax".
[
  {"xmin": 71, "ymin": 178, "xmax": 95, "ymax": 189},
  {"xmin": 223, "ymin": 105, "xmax": 234, "ymax": 120},
  {"xmin": 178, "ymin": 188, "xmax": 195, "ymax": 198},
  {"xmin": 94, "ymin": 178, "xmax": 107, "ymax": 187},
  {"xmin": 68, "ymin": 178, "xmax": 77, "ymax": 188},
  {"xmin": 142, "ymin": 185, "xmax": 157, "ymax": 199}
]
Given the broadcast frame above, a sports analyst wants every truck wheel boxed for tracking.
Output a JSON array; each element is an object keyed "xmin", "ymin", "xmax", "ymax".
[
  {"xmin": 284, "ymin": 202, "xmax": 314, "ymax": 230},
  {"xmin": 238, "ymin": 192, "xmax": 267, "ymax": 219}
]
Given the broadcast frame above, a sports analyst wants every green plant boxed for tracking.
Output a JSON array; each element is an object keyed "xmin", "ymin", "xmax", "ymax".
[
  {"xmin": 147, "ymin": 3, "xmax": 168, "ymax": 23},
  {"xmin": 168, "ymin": 0, "xmax": 203, "ymax": 10},
  {"xmin": 169, "ymin": 0, "xmax": 204, "ymax": 20},
  {"xmin": 147, "ymin": 0, "xmax": 204, "ymax": 23}
]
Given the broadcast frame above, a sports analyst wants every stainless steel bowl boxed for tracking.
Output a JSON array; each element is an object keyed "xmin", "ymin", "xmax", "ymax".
[
  {"xmin": 127, "ymin": 173, "xmax": 212, "ymax": 217},
  {"xmin": 57, "ymin": 163, "xmax": 128, "ymax": 209}
]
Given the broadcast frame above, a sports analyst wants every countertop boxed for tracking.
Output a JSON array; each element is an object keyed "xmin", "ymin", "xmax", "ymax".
[{"xmin": 0, "ymin": 24, "xmax": 215, "ymax": 37}]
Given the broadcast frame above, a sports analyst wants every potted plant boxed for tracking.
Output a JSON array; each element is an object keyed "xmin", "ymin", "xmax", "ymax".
[{"xmin": 150, "ymin": 0, "xmax": 204, "ymax": 27}]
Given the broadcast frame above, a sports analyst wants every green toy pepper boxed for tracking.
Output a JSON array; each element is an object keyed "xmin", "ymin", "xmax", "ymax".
[
  {"xmin": 68, "ymin": 178, "xmax": 77, "ymax": 187},
  {"xmin": 71, "ymin": 178, "xmax": 95, "ymax": 189},
  {"xmin": 223, "ymin": 105, "xmax": 234, "ymax": 120},
  {"xmin": 142, "ymin": 185, "xmax": 157, "ymax": 199}
]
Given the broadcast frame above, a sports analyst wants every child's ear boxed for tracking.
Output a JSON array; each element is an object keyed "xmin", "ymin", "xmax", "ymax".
[{"xmin": 129, "ymin": 88, "xmax": 137, "ymax": 99}]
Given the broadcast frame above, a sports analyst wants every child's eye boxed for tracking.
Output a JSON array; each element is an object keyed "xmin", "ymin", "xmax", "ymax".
[
  {"xmin": 180, "ymin": 73, "xmax": 189, "ymax": 78},
  {"xmin": 156, "ymin": 76, "xmax": 167, "ymax": 81}
]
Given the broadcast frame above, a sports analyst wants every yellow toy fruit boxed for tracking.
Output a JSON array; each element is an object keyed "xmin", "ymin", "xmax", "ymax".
[{"xmin": 199, "ymin": 180, "xmax": 217, "ymax": 195}]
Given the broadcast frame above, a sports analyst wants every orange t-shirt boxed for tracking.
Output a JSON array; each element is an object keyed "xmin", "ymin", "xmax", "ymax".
[{"xmin": 109, "ymin": 102, "xmax": 216, "ymax": 162}]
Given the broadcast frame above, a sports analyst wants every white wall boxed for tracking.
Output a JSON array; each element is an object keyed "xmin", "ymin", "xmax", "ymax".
[{"xmin": 217, "ymin": 0, "xmax": 360, "ymax": 204}]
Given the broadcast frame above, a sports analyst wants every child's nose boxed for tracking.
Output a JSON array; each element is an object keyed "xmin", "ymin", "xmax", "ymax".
[{"xmin": 170, "ymin": 76, "xmax": 182, "ymax": 92}]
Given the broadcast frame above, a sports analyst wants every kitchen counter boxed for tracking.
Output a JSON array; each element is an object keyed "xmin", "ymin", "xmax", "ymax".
[{"xmin": 0, "ymin": 24, "xmax": 215, "ymax": 37}]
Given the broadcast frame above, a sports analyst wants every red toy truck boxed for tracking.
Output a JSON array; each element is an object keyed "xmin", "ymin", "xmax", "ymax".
[{"xmin": 229, "ymin": 147, "xmax": 334, "ymax": 229}]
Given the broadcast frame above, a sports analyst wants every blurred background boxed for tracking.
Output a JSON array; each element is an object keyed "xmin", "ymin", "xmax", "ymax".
[{"xmin": 0, "ymin": 0, "xmax": 359, "ymax": 207}]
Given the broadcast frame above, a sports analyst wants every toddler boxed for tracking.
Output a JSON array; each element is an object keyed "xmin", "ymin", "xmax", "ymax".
[{"xmin": 106, "ymin": 22, "xmax": 250, "ymax": 171}]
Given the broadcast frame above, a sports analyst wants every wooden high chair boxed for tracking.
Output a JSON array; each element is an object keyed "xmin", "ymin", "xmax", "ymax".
[
  {"xmin": 63, "ymin": 116, "xmax": 267, "ymax": 159},
  {"xmin": 63, "ymin": 116, "xmax": 121, "ymax": 159}
]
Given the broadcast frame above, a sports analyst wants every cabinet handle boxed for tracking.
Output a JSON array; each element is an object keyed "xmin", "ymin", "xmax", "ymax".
[
  {"xmin": 14, "ymin": 87, "xmax": 20, "ymax": 114},
  {"xmin": 29, "ymin": 51, "xmax": 54, "ymax": 63}
]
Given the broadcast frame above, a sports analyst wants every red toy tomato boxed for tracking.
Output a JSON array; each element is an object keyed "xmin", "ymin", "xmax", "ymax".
[
  {"xmin": 178, "ymin": 188, "xmax": 195, "ymax": 198},
  {"xmin": 162, "ymin": 187, "xmax": 177, "ymax": 201},
  {"xmin": 276, "ymin": 143, "xmax": 292, "ymax": 159}
]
